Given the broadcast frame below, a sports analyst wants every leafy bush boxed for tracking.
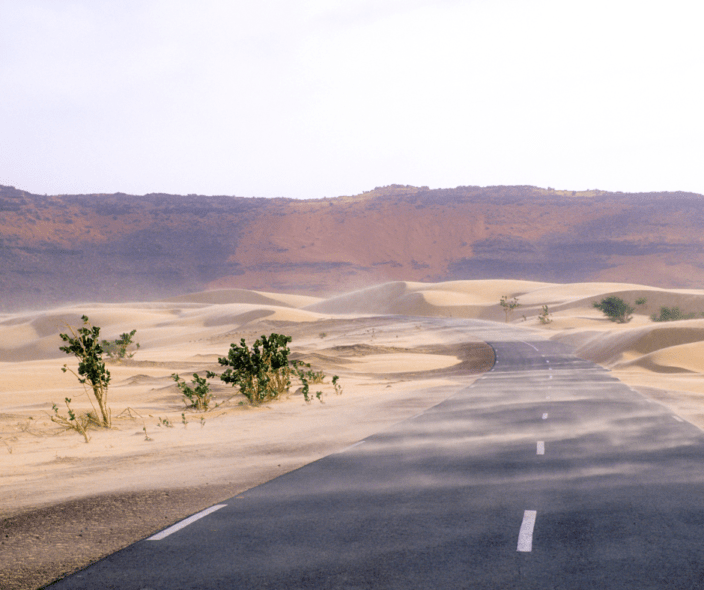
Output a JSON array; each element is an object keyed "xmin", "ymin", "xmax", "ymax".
[
  {"xmin": 593, "ymin": 297, "xmax": 634, "ymax": 323},
  {"xmin": 210, "ymin": 333, "xmax": 336, "ymax": 404},
  {"xmin": 102, "ymin": 329, "xmax": 140, "ymax": 359},
  {"xmin": 650, "ymin": 306, "xmax": 701, "ymax": 322},
  {"xmin": 210, "ymin": 334, "xmax": 291, "ymax": 403},
  {"xmin": 172, "ymin": 373, "xmax": 213, "ymax": 410},
  {"xmin": 55, "ymin": 315, "xmax": 112, "ymax": 439}
]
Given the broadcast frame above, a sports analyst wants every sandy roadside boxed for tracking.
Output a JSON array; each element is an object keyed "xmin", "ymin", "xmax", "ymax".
[{"xmin": 0, "ymin": 311, "xmax": 494, "ymax": 590}]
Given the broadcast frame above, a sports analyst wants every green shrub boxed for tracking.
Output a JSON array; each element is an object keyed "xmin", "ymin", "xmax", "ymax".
[
  {"xmin": 58, "ymin": 315, "xmax": 112, "ymax": 427},
  {"xmin": 499, "ymin": 296, "xmax": 520, "ymax": 323},
  {"xmin": 650, "ymin": 306, "xmax": 700, "ymax": 322},
  {"xmin": 172, "ymin": 373, "xmax": 213, "ymax": 410},
  {"xmin": 538, "ymin": 305, "xmax": 552, "ymax": 324},
  {"xmin": 593, "ymin": 297, "xmax": 634, "ymax": 323},
  {"xmin": 210, "ymin": 333, "xmax": 334, "ymax": 404},
  {"xmin": 101, "ymin": 329, "xmax": 140, "ymax": 360},
  {"xmin": 332, "ymin": 375, "xmax": 342, "ymax": 395}
]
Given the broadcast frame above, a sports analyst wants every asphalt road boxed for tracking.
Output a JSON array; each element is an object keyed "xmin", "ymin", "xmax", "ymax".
[{"xmin": 47, "ymin": 320, "xmax": 704, "ymax": 589}]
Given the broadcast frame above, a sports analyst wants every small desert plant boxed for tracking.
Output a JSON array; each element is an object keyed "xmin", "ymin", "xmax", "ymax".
[
  {"xmin": 500, "ymin": 296, "xmax": 520, "ymax": 323},
  {"xmin": 332, "ymin": 375, "xmax": 342, "ymax": 395},
  {"xmin": 538, "ymin": 305, "xmax": 552, "ymax": 324},
  {"xmin": 57, "ymin": 315, "xmax": 111, "ymax": 429},
  {"xmin": 210, "ymin": 333, "xmax": 334, "ymax": 404},
  {"xmin": 300, "ymin": 367, "xmax": 326, "ymax": 384},
  {"xmin": 291, "ymin": 363, "xmax": 327, "ymax": 401},
  {"xmin": 635, "ymin": 297, "xmax": 648, "ymax": 306},
  {"xmin": 101, "ymin": 329, "xmax": 140, "ymax": 360},
  {"xmin": 593, "ymin": 297, "xmax": 634, "ymax": 323},
  {"xmin": 172, "ymin": 373, "xmax": 213, "ymax": 411},
  {"xmin": 650, "ymin": 306, "xmax": 700, "ymax": 322},
  {"xmin": 51, "ymin": 398, "xmax": 91, "ymax": 443}
]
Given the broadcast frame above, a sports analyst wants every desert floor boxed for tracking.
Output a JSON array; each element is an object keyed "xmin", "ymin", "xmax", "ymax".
[{"xmin": 2, "ymin": 279, "xmax": 704, "ymax": 589}]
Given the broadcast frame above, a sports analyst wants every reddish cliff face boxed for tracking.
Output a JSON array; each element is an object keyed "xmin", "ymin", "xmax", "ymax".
[{"xmin": 1, "ymin": 184, "xmax": 703, "ymax": 310}]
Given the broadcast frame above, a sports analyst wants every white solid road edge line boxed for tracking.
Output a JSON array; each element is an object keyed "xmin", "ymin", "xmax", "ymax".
[
  {"xmin": 537, "ymin": 441, "xmax": 545, "ymax": 455},
  {"xmin": 517, "ymin": 510, "xmax": 537, "ymax": 552},
  {"xmin": 147, "ymin": 504, "xmax": 228, "ymax": 541}
]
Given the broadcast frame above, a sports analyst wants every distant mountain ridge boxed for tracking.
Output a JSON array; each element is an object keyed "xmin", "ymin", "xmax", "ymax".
[{"xmin": 1, "ymin": 184, "xmax": 703, "ymax": 311}]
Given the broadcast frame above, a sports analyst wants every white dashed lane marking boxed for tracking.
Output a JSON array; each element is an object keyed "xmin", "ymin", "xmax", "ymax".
[
  {"xmin": 542, "ymin": 413, "xmax": 548, "ymax": 420},
  {"xmin": 673, "ymin": 416, "xmax": 684, "ymax": 422},
  {"xmin": 147, "ymin": 505, "xmax": 227, "ymax": 541},
  {"xmin": 517, "ymin": 510, "xmax": 537, "ymax": 552},
  {"xmin": 537, "ymin": 441, "xmax": 545, "ymax": 455}
]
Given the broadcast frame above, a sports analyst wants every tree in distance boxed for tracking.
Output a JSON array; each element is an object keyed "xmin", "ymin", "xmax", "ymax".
[
  {"xmin": 209, "ymin": 333, "xmax": 339, "ymax": 404},
  {"xmin": 102, "ymin": 329, "xmax": 140, "ymax": 360},
  {"xmin": 54, "ymin": 316, "xmax": 112, "ymax": 441},
  {"xmin": 593, "ymin": 296, "xmax": 634, "ymax": 323},
  {"xmin": 500, "ymin": 296, "xmax": 520, "ymax": 323}
]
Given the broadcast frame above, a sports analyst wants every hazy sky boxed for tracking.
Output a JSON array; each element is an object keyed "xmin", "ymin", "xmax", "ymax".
[{"xmin": 1, "ymin": 0, "xmax": 701, "ymax": 199}]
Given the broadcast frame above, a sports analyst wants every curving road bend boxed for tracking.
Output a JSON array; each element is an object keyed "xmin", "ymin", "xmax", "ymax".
[{"xmin": 47, "ymin": 320, "xmax": 704, "ymax": 589}]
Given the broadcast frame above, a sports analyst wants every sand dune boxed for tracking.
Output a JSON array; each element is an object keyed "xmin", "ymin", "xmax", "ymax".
[
  {"xmin": 163, "ymin": 288, "xmax": 321, "ymax": 308},
  {"xmin": 554, "ymin": 321, "xmax": 704, "ymax": 367},
  {"xmin": 0, "ymin": 300, "xmax": 329, "ymax": 363},
  {"xmin": 614, "ymin": 341, "xmax": 704, "ymax": 374},
  {"xmin": 4, "ymin": 279, "xmax": 704, "ymax": 589},
  {"xmin": 306, "ymin": 279, "xmax": 553, "ymax": 320}
]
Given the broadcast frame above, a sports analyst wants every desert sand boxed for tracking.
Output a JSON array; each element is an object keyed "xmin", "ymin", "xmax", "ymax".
[{"xmin": 3, "ymin": 279, "xmax": 704, "ymax": 589}]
